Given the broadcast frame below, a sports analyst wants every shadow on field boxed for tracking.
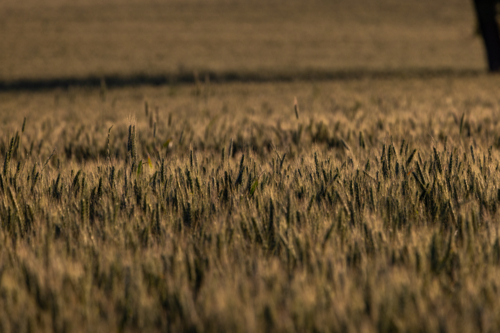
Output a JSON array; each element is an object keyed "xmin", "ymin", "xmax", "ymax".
[{"xmin": 0, "ymin": 68, "xmax": 486, "ymax": 92}]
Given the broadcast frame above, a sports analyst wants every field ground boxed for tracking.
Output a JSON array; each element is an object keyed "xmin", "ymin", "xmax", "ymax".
[
  {"xmin": 1, "ymin": 75, "xmax": 500, "ymax": 332},
  {"xmin": 0, "ymin": 0, "xmax": 487, "ymax": 83}
]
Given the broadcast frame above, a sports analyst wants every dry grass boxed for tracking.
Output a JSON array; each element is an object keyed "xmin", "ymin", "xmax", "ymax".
[{"xmin": 1, "ymin": 76, "xmax": 500, "ymax": 332}]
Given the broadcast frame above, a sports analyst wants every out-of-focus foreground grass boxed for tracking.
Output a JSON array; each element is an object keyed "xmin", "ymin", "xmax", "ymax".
[{"xmin": 1, "ymin": 76, "xmax": 500, "ymax": 332}]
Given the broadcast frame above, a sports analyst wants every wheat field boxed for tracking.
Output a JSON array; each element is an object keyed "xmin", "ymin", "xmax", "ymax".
[
  {"xmin": 1, "ymin": 76, "xmax": 500, "ymax": 332},
  {"xmin": 2, "ymin": 0, "xmax": 500, "ymax": 331}
]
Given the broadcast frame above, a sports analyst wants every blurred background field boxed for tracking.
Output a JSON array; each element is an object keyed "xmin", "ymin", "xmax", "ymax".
[{"xmin": 0, "ymin": 0, "xmax": 487, "ymax": 83}]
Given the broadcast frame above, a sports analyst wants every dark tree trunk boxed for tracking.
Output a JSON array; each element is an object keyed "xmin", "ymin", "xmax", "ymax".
[{"xmin": 473, "ymin": 0, "xmax": 500, "ymax": 71}]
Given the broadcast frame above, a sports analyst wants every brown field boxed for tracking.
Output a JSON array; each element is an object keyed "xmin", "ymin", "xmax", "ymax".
[
  {"xmin": 2, "ymin": 1, "xmax": 500, "ymax": 332},
  {"xmin": 2, "ymin": 76, "xmax": 500, "ymax": 332},
  {"xmin": 0, "ymin": 0, "xmax": 487, "ymax": 82}
]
